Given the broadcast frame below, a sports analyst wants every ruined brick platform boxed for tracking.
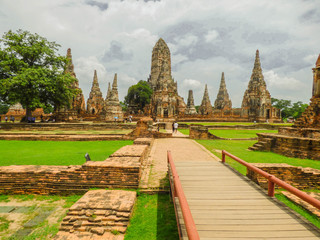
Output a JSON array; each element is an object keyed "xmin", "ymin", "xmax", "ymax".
[
  {"xmin": 247, "ymin": 163, "xmax": 320, "ymax": 190},
  {"xmin": 54, "ymin": 190, "xmax": 136, "ymax": 240},
  {"xmin": 0, "ymin": 144, "xmax": 148, "ymax": 195}
]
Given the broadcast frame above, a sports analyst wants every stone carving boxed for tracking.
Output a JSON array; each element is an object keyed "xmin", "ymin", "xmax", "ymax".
[
  {"xmin": 185, "ymin": 90, "xmax": 197, "ymax": 115},
  {"xmin": 214, "ymin": 72, "xmax": 232, "ymax": 110},
  {"xmin": 199, "ymin": 84, "xmax": 213, "ymax": 115},
  {"xmin": 241, "ymin": 50, "xmax": 280, "ymax": 122},
  {"xmin": 105, "ymin": 73, "xmax": 123, "ymax": 121},
  {"xmin": 148, "ymin": 38, "xmax": 186, "ymax": 119},
  {"xmin": 87, "ymin": 70, "xmax": 105, "ymax": 115}
]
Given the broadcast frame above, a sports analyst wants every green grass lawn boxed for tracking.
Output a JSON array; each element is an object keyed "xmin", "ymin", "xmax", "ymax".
[
  {"xmin": 179, "ymin": 122, "xmax": 293, "ymax": 126},
  {"xmin": 0, "ymin": 140, "xmax": 132, "ymax": 166},
  {"xmin": 197, "ymin": 140, "xmax": 320, "ymax": 175},
  {"xmin": 0, "ymin": 129, "xmax": 132, "ymax": 134},
  {"xmin": 125, "ymin": 193, "xmax": 178, "ymax": 240},
  {"xmin": 178, "ymin": 129, "xmax": 277, "ymax": 138}
]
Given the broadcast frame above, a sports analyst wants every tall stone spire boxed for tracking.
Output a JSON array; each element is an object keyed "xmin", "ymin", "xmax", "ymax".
[
  {"xmin": 105, "ymin": 82, "xmax": 111, "ymax": 102},
  {"xmin": 214, "ymin": 72, "xmax": 232, "ymax": 110},
  {"xmin": 55, "ymin": 48, "xmax": 86, "ymax": 119},
  {"xmin": 148, "ymin": 38, "xmax": 171, "ymax": 89},
  {"xmin": 241, "ymin": 50, "xmax": 272, "ymax": 121},
  {"xmin": 87, "ymin": 70, "xmax": 104, "ymax": 115},
  {"xmin": 105, "ymin": 73, "xmax": 123, "ymax": 121},
  {"xmin": 199, "ymin": 84, "xmax": 213, "ymax": 115},
  {"xmin": 185, "ymin": 90, "xmax": 197, "ymax": 114},
  {"xmin": 148, "ymin": 38, "xmax": 186, "ymax": 118},
  {"xmin": 313, "ymin": 54, "xmax": 320, "ymax": 98}
]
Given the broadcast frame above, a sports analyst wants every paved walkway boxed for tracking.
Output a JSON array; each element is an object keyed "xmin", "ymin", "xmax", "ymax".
[{"xmin": 148, "ymin": 138, "xmax": 320, "ymax": 239}]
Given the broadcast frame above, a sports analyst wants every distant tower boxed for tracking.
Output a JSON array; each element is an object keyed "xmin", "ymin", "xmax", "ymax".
[
  {"xmin": 65, "ymin": 48, "xmax": 86, "ymax": 114},
  {"xmin": 87, "ymin": 70, "xmax": 104, "ymax": 115},
  {"xmin": 148, "ymin": 38, "xmax": 172, "ymax": 90},
  {"xmin": 241, "ymin": 50, "xmax": 273, "ymax": 121},
  {"xmin": 214, "ymin": 72, "xmax": 232, "ymax": 110},
  {"xmin": 105, "ymin": 73, "xmax": 123, "ymax": 121},
  {"xmin": 312, "ymin": 54, "xmax": 320, "ymax": 98},
  {"xmin": 148, "ymin": 38, "xmax": 186, "ymax": 119},
  {"xmin": 294, "ymin": 54, "xmax": 320, "ymax": 128},
  {"xmin": 199, "ymin": 84, "xmax": 213, "ymax": 115},
  {"xmin": 185, "ymin": 90, "xmax": 197, "ymax": 114}
]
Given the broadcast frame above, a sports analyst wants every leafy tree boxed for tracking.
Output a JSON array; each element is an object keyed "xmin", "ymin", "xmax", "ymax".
[
  {"xmin": 124, "ymin": 80, "xmax": 152, "ymax": 112},
  {"xmin": 0, "ymin": 29, "xmax": 77, "ymax": 121},
  {"xmin": 272, "ymin": 98, "xmax": 308, "ymax": 120},
  {"xmin": 0, "ymin": 101, "xmax": 9, "ymax": 114}
]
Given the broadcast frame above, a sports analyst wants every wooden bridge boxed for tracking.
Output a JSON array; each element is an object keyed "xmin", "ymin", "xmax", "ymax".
[{"xmin": 163, "ymin": 138, "xmax": 320, "ymax": 240}]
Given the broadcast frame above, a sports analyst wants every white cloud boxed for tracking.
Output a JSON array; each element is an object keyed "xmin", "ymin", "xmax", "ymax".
[
  {"xmin": 205, "ymin": 30, "xmax": 219, "ymax": 43},
  {"xmin": 264, "ymin": 70, "xmax": 305, "ymax": 91},
  {"xmin": 182, "ymin": 79, "xmax": 202, "ymax": 88}
]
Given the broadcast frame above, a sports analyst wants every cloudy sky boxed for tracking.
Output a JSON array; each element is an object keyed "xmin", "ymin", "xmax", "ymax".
[{"xmin": 1, "ymin": 0, "xmax": 319, "ymax": 107}]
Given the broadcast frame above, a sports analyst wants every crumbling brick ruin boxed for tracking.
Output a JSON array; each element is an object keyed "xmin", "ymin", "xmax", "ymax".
[{"xmin": 250, "ymin": 54, "xmax": 320, "ymax": 160}]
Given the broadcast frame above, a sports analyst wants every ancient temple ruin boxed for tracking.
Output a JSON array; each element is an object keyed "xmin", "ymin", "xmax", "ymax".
[
  {"xmin": 55, "ymin": 48, "xmax": 86, "ymax": 121},
  {"xmin": 105, "ymin": 73, "xmax": 123, "ymax": 121},
  {"xmin": 250, "ymin": 54, "xmax": 320, "ymax": 160},
  {"xmin": 148, "ymin": 38, "xmax": 186, "ymax": 119},
  {"xmin": 241, "ymin": 50, "xmax": 280, "ymax": 122},
  {"xmin": 86, "ymin": 70, "xmax": 105, "ymax": 115},
  {"xmin": 185, "ymin": 90, "xmax": 197, "ymax": 115},
  {"xmin": 198, "ymin": 84, "xmax": 213, "ymax": 115},
  {"xmin": 214, "ymin": 72, "xmax": 232, "ymax": 110}
]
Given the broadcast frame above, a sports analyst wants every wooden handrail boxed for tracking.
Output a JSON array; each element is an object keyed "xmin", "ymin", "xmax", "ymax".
[
  {"xmin": 222, "ymin": 150, "xmax": 320, "ymax": 210},
  {"xmin": 167, "ymin": 151, "xmax": 200, "ymax": 240}
]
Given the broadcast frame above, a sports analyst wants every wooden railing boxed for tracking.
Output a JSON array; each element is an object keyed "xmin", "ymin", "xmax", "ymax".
[
  {"xmin": 222, "ymin": 150, "xmax": 320, "ymax": 210},
  {"xmin": 167, "ymin": 150, "xmax": 200, "ymax": 240}
]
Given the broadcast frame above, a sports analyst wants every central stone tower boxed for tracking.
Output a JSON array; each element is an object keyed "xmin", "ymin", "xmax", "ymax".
[{"xmin": 148, "ymin": 38, "xmax": 186, "ymax": 119}]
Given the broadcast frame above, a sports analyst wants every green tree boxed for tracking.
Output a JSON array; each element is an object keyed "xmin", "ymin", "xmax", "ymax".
[
  {"xmin": 272, "ymin": 98, "xmax": 308, "ymax": 120},
  {"xmin": 290, "ymin": 101, "xmax": 308, "ymax": 119},
  {"xmin": 0, "ymin": 101, "xmax": 9, "ymax": 114},
  {"xmin": 124, "ymin": 80, "xmax": 152, "ymax": 112},
  {"xmin": 0, "ymin": 29, "xmax": 76, "ymax": 121}
]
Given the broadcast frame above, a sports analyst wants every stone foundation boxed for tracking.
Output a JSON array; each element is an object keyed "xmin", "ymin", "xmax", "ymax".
[
  {"xmin": 247, "ymin": 163, "xmax": 320, "ymax": 190},
  {"xmin": 0, "ymin": 143, "xmax": 149, "ymax": 195},
  {"xmin": 189, "ymin": 126, "xmax": 219, "ymax": 140},
  {"xmin": 250, "ymin": 132, "xmax": 320, "ymax": 160},
  {"xmin": 54, "ymin": 190, "xmax": 136, "ymax": 240}
]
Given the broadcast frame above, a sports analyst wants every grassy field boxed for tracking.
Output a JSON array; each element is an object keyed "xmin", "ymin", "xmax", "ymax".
[
  {"xmin": 0, "ymin": 140, "xmax": 132, "ymax": 166},
  {"xmin": 125, "ymin": 193, "xmax": 178, "ymax": 240},
  {"xmin": 179, "ymin": 129, "xmax": 277, "ymax": 138},
  {"xmin": 179, "ymin": 122, "xmax": 293, "ymax": 126},
  {"xmin": 197, "ymin": 140, "xmax": 320, "ymax": 175}
]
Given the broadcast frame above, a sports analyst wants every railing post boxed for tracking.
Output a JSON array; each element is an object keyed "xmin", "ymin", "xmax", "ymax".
[
  {"xmin": 222, "ymin": 150, "xmax": 225, "ymax": 163},
  {"xmin": 268, "ymin": 177, "xmax": 275, "ymax": 197}
]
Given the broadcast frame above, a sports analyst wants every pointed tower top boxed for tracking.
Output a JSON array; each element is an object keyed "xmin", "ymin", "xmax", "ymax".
[
  {"xmin": 93, "ymin": 70, "xmax": 98, "ymax": 84},
  {"xmin": 254, "ymin": 49, "xmax": 261, "ymax": 70},
  {"xmin": 154, "ymin": 38, "xmax": 169, "ymax": 50},
  {"xmin": 67, "ymin": 48, "xmax": 72, "ymax": 58},
  {"xmin": 316, "ymin": 54, "xmax": 320, "ymax": 68},
  {"xmin": 112, "ymin": 73, "xmax": 118, "ymax": 88},
  {"xmin": 221, "ymin": 72, "xmax": 225, "ymax": 84}
]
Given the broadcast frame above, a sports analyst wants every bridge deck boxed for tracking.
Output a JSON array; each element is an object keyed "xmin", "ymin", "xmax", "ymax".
[{"xmin": 175, "ymin": 161, "xmax": 320, "ymax": 239}]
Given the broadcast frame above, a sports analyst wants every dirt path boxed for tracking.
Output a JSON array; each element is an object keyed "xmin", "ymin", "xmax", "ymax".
[{"xmin": 145, "ymin": 138, "xmax": 220, "ymax": 189}]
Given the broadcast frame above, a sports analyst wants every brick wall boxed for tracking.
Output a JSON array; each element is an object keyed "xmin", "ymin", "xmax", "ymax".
[
  {"xmin": 247, "ymin": 163, "xmax": 320, "ymax": 190},
  {"xmin": 0, "ymin": 142, "xmax": 149, "ymax": 195}
]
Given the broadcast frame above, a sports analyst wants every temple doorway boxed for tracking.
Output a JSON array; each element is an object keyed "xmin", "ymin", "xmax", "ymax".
[{"xmin": 163, "ymin": 108, "xmax": 168, "ymax": 118}]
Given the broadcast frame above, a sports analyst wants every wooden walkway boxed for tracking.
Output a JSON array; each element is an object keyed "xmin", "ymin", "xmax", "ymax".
[
  {"xmin": 174, "ymin": 160, "xmax": 320, "ymax": 239},
  {"xmin": 148, "ymin": 137, "xmax": 320, "ymax": 240}
]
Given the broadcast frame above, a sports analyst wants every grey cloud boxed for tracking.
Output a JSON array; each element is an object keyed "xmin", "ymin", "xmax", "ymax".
[
  {"xmin": 300, "ymin": 9, "xmax": 320, "ymax": 23},
  {"xmin": 144, "ymin": 0, "xmax": 161, "ymax": 2},
  {"xmin": 102, "ymin": 41, "xmax": 133, "ymax": 62},
  {"xmin": 243, "ymin": 31, "xmax": 289, "ymax": 45},
  {"xmin": 85, "ymin": 0, "xmax": 109, "ymax": 11}
]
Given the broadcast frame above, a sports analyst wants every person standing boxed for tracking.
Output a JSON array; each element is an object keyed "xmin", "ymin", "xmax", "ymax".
[{"xmin": 174, "ymin": 122, "xmax": 178, "ymax": 133}]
